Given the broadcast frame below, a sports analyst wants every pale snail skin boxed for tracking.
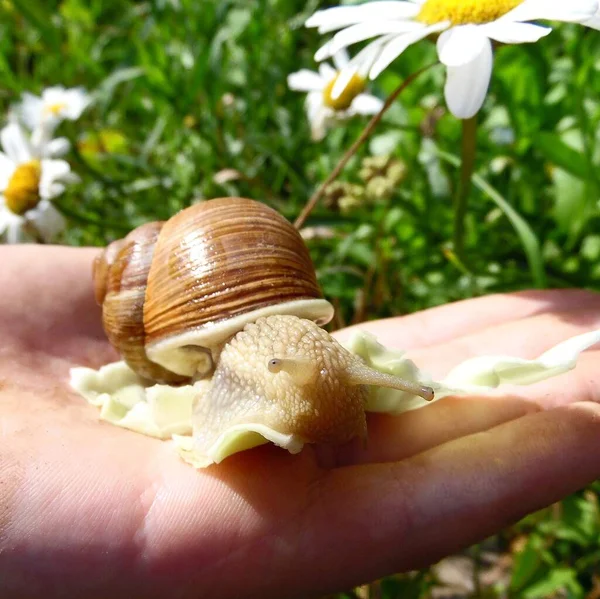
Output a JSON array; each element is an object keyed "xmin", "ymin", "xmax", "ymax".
[{"xmin": 93, "ymin": 197, "xmax": 434, "ymax": 450}]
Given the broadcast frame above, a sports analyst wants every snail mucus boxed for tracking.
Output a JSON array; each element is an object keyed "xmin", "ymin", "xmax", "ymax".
[{"xmin": 73, "ymin": 197, "xmax": 435, "ymax": 467}]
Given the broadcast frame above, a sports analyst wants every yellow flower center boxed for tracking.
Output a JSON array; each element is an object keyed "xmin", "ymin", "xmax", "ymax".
[
  {"xmin": 4, "ymin": 160, "xmax": 42, "ymax": 215},
  {"xmin": 417, "ymin": 0, "xmax": 523, "ymax": 25},
  {"xmin": 322, "ymin": 72, "xmax": 366, "ymax": 111},
  {"xmin": 44, "ymin": 102, "xmax": 67, "ymax": 116}
]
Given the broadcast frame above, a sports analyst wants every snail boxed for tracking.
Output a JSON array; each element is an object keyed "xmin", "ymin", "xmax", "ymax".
[{"xmin": 91, "ymin": 197, "xmax": 434, "ymax": 461}]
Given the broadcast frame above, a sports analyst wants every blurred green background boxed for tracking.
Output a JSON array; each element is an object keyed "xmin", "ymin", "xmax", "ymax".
[{"xmin": 1, "ymin": 0, "xmax": 599, "ymax": 596}]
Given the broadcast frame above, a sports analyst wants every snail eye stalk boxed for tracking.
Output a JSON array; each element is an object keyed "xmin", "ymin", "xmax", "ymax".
[{"xmin": 266, "ymin": 357, "xmax": 317, "ymax": 386}]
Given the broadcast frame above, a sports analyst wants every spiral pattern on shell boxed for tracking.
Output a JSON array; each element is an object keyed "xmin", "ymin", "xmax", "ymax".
[
  {"xmin": 93, "ymin": 221, "xmax": 187, "ymax": 383},
  {"xmin": 93, "ymin": 197, "xmax": 334, "ymax": 382}
]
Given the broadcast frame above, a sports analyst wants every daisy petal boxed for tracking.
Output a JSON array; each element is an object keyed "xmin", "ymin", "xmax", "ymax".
[
  {"xmin": 45, "ymin": 137, "xmax": 71, "ymax": 157},
  {"xmin": 306, "ymin": 2, "xmax": 421, "ymax": 34},
  {"xmin": 0, "ymin": 153, "xmax": 16, "ymax": 191},
  {"xmin": 315, "ymin": 39, "xmax": 336, "ymax": 62},
  {"xmin": 326, "ymin": 20, "xmax": 425, "ymax": 59},
  {"xmin": 583, "ymin": 13, "xmax": 600, "ymax": 29},
  {"xmin": 345, "ymin": 34, "xmax": 396, "ymax": 78},
  {"xmin": 443, "ymin": 36, "xmax": 493, "ymax": 119},
  {"xmin": 1, "ymin": 209, "xmax": 25, "ymax": 243},
  {"xmin": 0, "ymin": 124, "xmax": 32, "ymax": 163},
  {"xmin": 502, "ymin": 0, "xmax": 598, "ymax": 23},
  {"xmin": 370, "ymin": 22, "xmax": 448, "ymax": 78},
  {"xmin": 437, "ymin": 25, "xmax": 488, "ymax": 67},
  {"xmin": 350, "ymin": 94, "xmax": 385, "ymax": 115},
  {"xmin": 331, "ymin": 66, "xmax": 358, "ymax": 100},
  {"xmin": 306, "ymin": 93, "xmax": 328, "ymax": 141},
  {"xmin": 481, "ymin": 20, "xmax": 552, "ymax": 44},
  {"xmin": 331, "ymin": 48, "xmax": 350, "ymax": 70},
  {"xmin": 28, "ymin": 200, "xmax": 66, "ymax": 241},
  {"xmin": 318, "ymin": 63, "xmax": 337, "ymax": 80},
  {"xmin": 287, "ymin": 69, "xmax": 325, "ymax": 92}
]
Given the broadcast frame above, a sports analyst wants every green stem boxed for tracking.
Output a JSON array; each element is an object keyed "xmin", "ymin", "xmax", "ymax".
[
  {"xmin": 294, "ymin": 62, "xmax": 438, "ymax": 229},
  {"xmin": 453, "ymin": 115, "xmax": 477, "ymax": 261}
]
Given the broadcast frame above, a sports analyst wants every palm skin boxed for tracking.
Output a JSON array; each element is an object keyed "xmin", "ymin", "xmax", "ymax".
[{"xmin": 1, "ymin": 245, "xmax": 600, "ymax": 599}]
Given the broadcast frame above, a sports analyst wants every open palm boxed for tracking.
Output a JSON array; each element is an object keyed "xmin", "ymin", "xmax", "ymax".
[{"xmin": 1, "ymin": 245, "xmax": 600, "ymax": 599}]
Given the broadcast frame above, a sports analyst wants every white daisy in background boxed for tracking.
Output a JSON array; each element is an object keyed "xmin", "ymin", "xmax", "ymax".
[
  {"xmin": 307, "ymin": 0, "xmax": 600, "ymax": 119},
  {"xmin": 287, "ymin": 50, "xmax": 384, "ymax": 140},
  {"xmin": 18, "ymin": 86, "xmax": 91, "ymax": 157},
  {"xmin": 19, "ymin": 86, "xmax": 91, "ymax": 131},
  {"xmin": 0, "ymin": 123, "xmax": 76, "ymax": 243}
]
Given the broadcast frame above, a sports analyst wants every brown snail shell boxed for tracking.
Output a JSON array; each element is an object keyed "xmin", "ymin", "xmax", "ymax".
[
  {"xmin": 93, "ymin": 221, "xmax": 187, "ymax": 383},
  {"xmin": 93, "ymin": 197, "xmax": 334, "ymax": 383}
]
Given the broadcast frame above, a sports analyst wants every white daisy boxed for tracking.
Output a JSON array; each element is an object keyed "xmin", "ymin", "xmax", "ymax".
[
  {"xmin": 0, "ymin": 123, "xmax": 75, "ymax": 243},
  {"xmin": 287, "ymin": 50, "xmax": 384, "ymax": 140},
  {"xmin": 583, "ymin": 7, "xmax": 600, "ymax": 28},
  {"xmin": 307, "ymin": 0, "xmax": 600, "ymax": 119},
  {"xmin": 19, "ymin": 86, "xmax": 91, "ymax": 132}
]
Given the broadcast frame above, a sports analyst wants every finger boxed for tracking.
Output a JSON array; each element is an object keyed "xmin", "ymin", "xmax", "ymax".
[
  {"xmin": 0, "ymin": 246, "xmax": 107, "ymax": 360},
  {"xmin": 357, "ymin": 348, "xmax": 600, "ymax": 465},
  {"xmin": 334, "ymin": 289, "xmax": 600, "ymax": 350},
  {"xmin": 328, "ymin": 310, "xmax": 600, "ymax": 466},
  {"xmin": 0, "ymin": 245, "xmax": 101, "ymax": 337},
  {"xmin": 289, "ymin": 401, "xmax": 600, "ymax": 598},
  {"xmin": 409, "ymin": 305, "xmax": 600, "ymax": 379},
  {"xmin": 325, "ymin": 394, "xmax": 539, "ymax": 466}
]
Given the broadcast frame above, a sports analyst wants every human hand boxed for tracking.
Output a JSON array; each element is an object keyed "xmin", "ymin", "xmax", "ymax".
[{"xmin": 1, "ymin": 245, "xmax": 599, "ymax": 599}]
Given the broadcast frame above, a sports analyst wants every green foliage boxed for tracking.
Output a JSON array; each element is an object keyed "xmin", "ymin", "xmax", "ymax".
[{"xmin": 1, "ymin": 0, "xmax": 599, "ymax": 596}]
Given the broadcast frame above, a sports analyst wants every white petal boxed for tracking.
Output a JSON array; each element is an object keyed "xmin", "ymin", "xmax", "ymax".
[
  {"xmin": 370, "ymin": 22, "xmax": 448, "ymax": 78},
  {"xmin": 62, "ymin": 88, "xmax": 91, "ymax": 119},
  {"xmin": 309, "ymin": 106, "xmax": 329, "ymax": 141},
  {"xmin": 325, "ymin": 19, "xmax": 425, "ymax": 59},
  {"xmin": 437, "ymin": 25, "xmax": 488, "ymax": 67},
  {"xmin": 345, "ymin": 35, "xmax": 397, "ymax": 78},
  {"xmin": 44, "ymin": 137, "xmax": 71, "ymax": 157},
  {"xmin": 39, "ymin": 159, "xmax": 73, "ymax": 199},
  {"xmin": 0, "ymin": 123, "xmax": 32, "ymax": 163},
  {"xmin": 0, "ymin": 206, "xmax": 26, "ymax": 243},
  {"xmin": 27, "ymin": 200, "xmax": 66, "ymax": 241},
  {"xmin": 315, "ymin": 39, "xmax": 336, "ymax": 62},
  {"xmin": 583, "ymin": 12, "xmax": 600, "ymax": 29},
  {"xmin": 331, "ymin": 48, "xmax": 350, "ymax": 70},
  {"xmin": 443, "ymin": 37, "xmax": 493, "ymax": 119},
  {"xmin": 318, "ymin": 62, "xmax": 337, "ymax": 80},
  {"xmin": 19, "ymin": 92, "xmax": 45, "ymax": 130},
  {"xmin": 350, "ymin": 93, "xmax": 385, "ymax": 115},
  {"xmin": 30, "ymin": 126, "xmax": 54, "ymax": 158},
  {"xmin": 0, "ymin": 153, "xmax": 16, "ymax": 190},
  {"xmin": 502, "ymin": 0, "xmax": 598, "ymax": 23},
  {"xmin": 306, "ymin": 2, "xmax": 420, "ymax": 34},
  {"xmin": 480, "ymin": 20, "xmax": 552, "ymax": 44},
  {"xmin": 287, "ymin": 69, "xmax": 325, "ymax": 92},
  {"xmin": 330, "ymin": 65, "xmax": 358, "ymax": 100}
]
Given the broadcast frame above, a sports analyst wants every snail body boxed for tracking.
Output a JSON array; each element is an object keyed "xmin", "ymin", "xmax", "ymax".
[{"xmin": 93, "ymin": 197, "xmax": 433, "ymax": 455}]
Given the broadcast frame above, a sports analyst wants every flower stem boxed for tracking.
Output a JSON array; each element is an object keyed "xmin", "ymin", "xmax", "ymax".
[
  {"xmin": 453, "ymin": 115, "xmax": 477, "ymax": 261},
  {"xmin": 294, "ymin": 62, "xmax": 437, "ymax": 230}
]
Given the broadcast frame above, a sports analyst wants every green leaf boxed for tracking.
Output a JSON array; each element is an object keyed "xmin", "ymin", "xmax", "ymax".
[
  {"xmin": 551, "ymin": 168, "xmax": 588, "ymax": 240},
  {"xmin": 535, "ymin": 132, "xmax": 590, "ymax": 180},
  {"xmin": 11, "ymin": 0, "xmax": 61, "ymax": 50},
  {"xmin": 437, "ymin": 150, "xmax": 547, "ymax": 288},
  {"xmin": 94, "ymin": 67, "xmax": 145, "ymax": 105},
  {"xmin": 510, "ymin": 534, "xmax": 546, "ymax": 592},
  {"xmin": 522, "ymin": 567, "xmax": 582, "ymax": 599}
]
